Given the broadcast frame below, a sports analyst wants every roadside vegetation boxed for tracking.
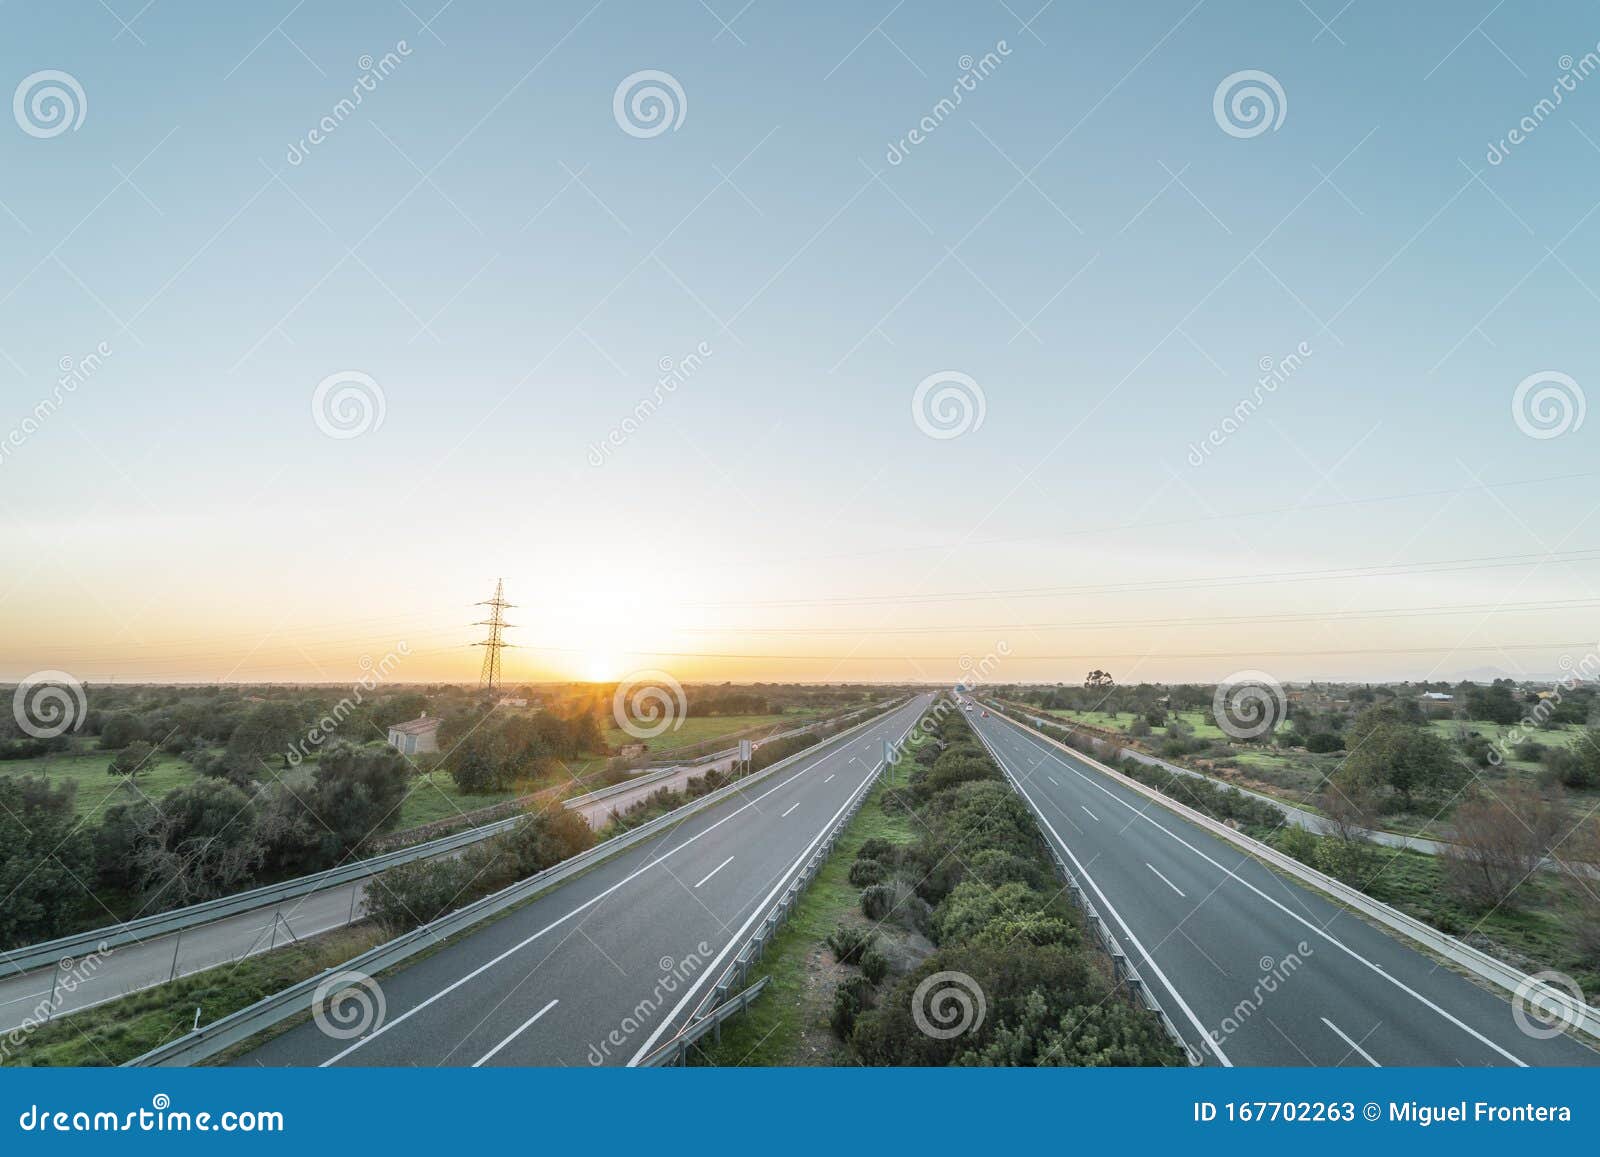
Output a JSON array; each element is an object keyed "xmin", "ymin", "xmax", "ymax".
[
  {"xmin": 0, "ymin": 680, "xmax": 881, "ymax": 951},
  {"xmin": 701, "ymin": 703, "xmax": 1184, "ymax": 1067},
  {"xmin": 988, "ymin": 694, "xmax": 1600, "ymax": 999},
  {"xmin": 2, "ymin": 923, "xmax": 388, "ymax": 1067}
]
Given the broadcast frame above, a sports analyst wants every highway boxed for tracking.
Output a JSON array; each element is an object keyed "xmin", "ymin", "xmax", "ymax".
[
  {"xmin": 233, "ymin": 695, "xmax": 931, "ymax": 1067},
  {"xmin": 967, "ymin": 706, "xmax": 1600, "ymax": 1067}
]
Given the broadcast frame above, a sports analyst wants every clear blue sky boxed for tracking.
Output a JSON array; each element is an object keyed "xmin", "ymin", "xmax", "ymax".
[{"xmin": 2, "ymin": 1, "xmax": 1598, "ymax": 685}]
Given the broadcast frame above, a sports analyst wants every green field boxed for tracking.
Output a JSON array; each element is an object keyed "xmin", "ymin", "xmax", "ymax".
[
  {"xmin": 600, "ymin": 711, "xmax": 818, "ymax": 755},
  {"xmin": 0, "ymin": 743, "xmax": 213, "ymax": 822}
]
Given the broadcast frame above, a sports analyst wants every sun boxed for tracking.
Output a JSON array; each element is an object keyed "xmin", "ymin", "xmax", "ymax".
[{"xmin": 580, "ymin": 652, "xmax": 619, "ymax": 683}]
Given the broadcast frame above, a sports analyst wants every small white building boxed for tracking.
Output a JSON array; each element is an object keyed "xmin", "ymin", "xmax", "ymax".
[
  {"xmin": 387, "ymin": 714, "xmax": 441, "ymax": 756},
  {"xmin": 1420, "ymin": 692, "xmax": 1454, "ymax": 702}
]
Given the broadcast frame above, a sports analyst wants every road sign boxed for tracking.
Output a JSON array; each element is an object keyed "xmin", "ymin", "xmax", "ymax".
[{"xmin": 738, "ymin": 739, "xmax": 752, "ymax": 763}]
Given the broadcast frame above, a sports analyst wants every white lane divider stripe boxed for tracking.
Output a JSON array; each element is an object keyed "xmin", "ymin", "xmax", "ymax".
[
  {"xmin": 694, "ymin": 856, "xmax": 735, "ymax": 889},
  {"xmin": 780, "ymin": 802, "xmax": 800, "ymax": 818},
  {"xmin": 989, "ymin": 711, "xmax": 1529, "ymax": 1068},
  {"xmin": 1321, "ymin": 1016, "xmax": 1381, "ymax": 1067},
  {"xmin": 1146, "ymin": 862, "xmax": 1186, "ymax": 898},
  {"xmin": 472, "ymin": 999, "xmax": 559, "ymax": 1067},
  {"xmin": 823, "ymin": 774, "xmax": 835, "ymax": 783},
  {"xmin": 1082, "ymin": 806, "xmax": 1100, "ymax": 822}
]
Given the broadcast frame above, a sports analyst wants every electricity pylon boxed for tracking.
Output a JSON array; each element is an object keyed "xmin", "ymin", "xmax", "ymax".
[{"xmin": 474, "ymin": 579, "xmax": 516, "ymax": 691}]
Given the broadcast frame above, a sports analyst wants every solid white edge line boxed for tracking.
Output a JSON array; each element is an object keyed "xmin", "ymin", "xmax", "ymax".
[
  {"xmin": 471, "ymin": 998, "xmax": 559, "ymax": 1067},
  {"xmin": 317, "ymin": 700, "xmax": 925, "ymax": 1067},
  {"xmin": 1321, "ymin": 1015, "xmax": 1382, "ymax": 1067},
  {"xmin": 627, "ymin": 708, "xmax": 924, "ymax": 1066},
  {"xmin": 971, "ymin": 718, "xmax": 1231, "ymax": 1067},
  {"xmin": 694, "ymin": 856, "xmax": 735, "ymax": 889},
  {"xmin": 1146, "ymin": 862, "xmax": 1186, "ymax": 898},
  {"xmin": 989, "ymin": 710, "xmax": 1531, "ymax": 1068}
]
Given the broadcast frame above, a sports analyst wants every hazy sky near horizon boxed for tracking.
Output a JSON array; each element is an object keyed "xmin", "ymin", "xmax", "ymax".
[{"xmin": 3, "ymin": 1, "xmax": 1600, "ymax": 687}]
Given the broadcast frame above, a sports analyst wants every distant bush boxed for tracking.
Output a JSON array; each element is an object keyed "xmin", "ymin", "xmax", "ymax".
[
  {"xmin": 861, "ymin": 946, "xmax": 889, "ymax": 985},
  {"xmin": 1306, "ymin": 732, "xmax": 1344, "ymax": 753}
]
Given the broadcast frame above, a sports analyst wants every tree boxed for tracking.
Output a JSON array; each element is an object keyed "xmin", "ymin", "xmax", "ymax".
[
  {"xmin": 0, "ymin": 776, "xmax": 94, "ymax": 948},
  {"xmin": 129, "ymin": 779, "xmax": 266, "ymax": 909},
  {"xmin": 1465, "ymin": 680, "xmax": 1522, "ymax": 725},
  {"xmin": 306, "ymin": 742, "xmax": 412, "ymax": 856},
  {"xmin": 1441, "ymin": 785, "xmax": 1564, "ymax": 908},
  {"xmin": 107, "ymin": 740, "xmax": 156, "ymax": 780},
  {"xmin": 1083, "ymin": 670, "xmax": 1114, "ymax": 691},
  {"xmin": 1338, "ymin": 706, "xmax": 1466, "ymax": 809},
  {"xmin": 98, "ymin": 712, "xmax": 144, "ymax": 751},
  {"xmin": 225, "ymin": 700, "xmax": 306, "ymax": 770}
]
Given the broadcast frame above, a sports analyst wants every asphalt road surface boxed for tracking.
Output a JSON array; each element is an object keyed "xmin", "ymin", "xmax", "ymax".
[
  {"xmin": 968, "ymin": 706, "xmax": 1599, "ymax": 1067},
  {"xmin": 233, "ymin": 696, "xmax": 930, "ymax": 1067}
]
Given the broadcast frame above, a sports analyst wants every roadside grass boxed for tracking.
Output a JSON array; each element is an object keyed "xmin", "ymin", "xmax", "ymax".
[
  {"xmin": 689, "ymin": 776, "xmax": 916, "ymax": 1066},
  {"xmin": 1, "ymin": 923, "xmax": 388, "ymax": 1068},
  {"xmin": 1277, "ymin": 836, "xmax": 1597, "ymax": 996},
  {"xmin": 600, "ymin": 711, "xmax": 817, "ymax": 756}
]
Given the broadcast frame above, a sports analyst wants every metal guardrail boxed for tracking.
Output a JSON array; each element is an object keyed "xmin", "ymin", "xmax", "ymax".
[
  {"xmin": 968, "ymin": 722, "xmax": 1200, "ymax": 1066},
  {"xmin": 636, "ymin": 744, "xmax": 891, "ymax": 1066},
  {"xmin": 561, "ymin": 766, "xmax": 681, "ymax": 809},
  {"xmin": 983, "ymin": 704, "xmax": 1600, "ymax": 1045},
  {"xmin": 125, "ymin": 700, "xmax": 909, "ymax": 1067},
  {"xmin": 641, "ymin": 978, "xmax": 770, "ymax": 1066},
  {"xmin": 7, "ymin": 704, "xmax": 902, "ymax": 983},
  {"xmin": 1, "ymin": 811, "xmax": 529, "ymax": 980}
]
